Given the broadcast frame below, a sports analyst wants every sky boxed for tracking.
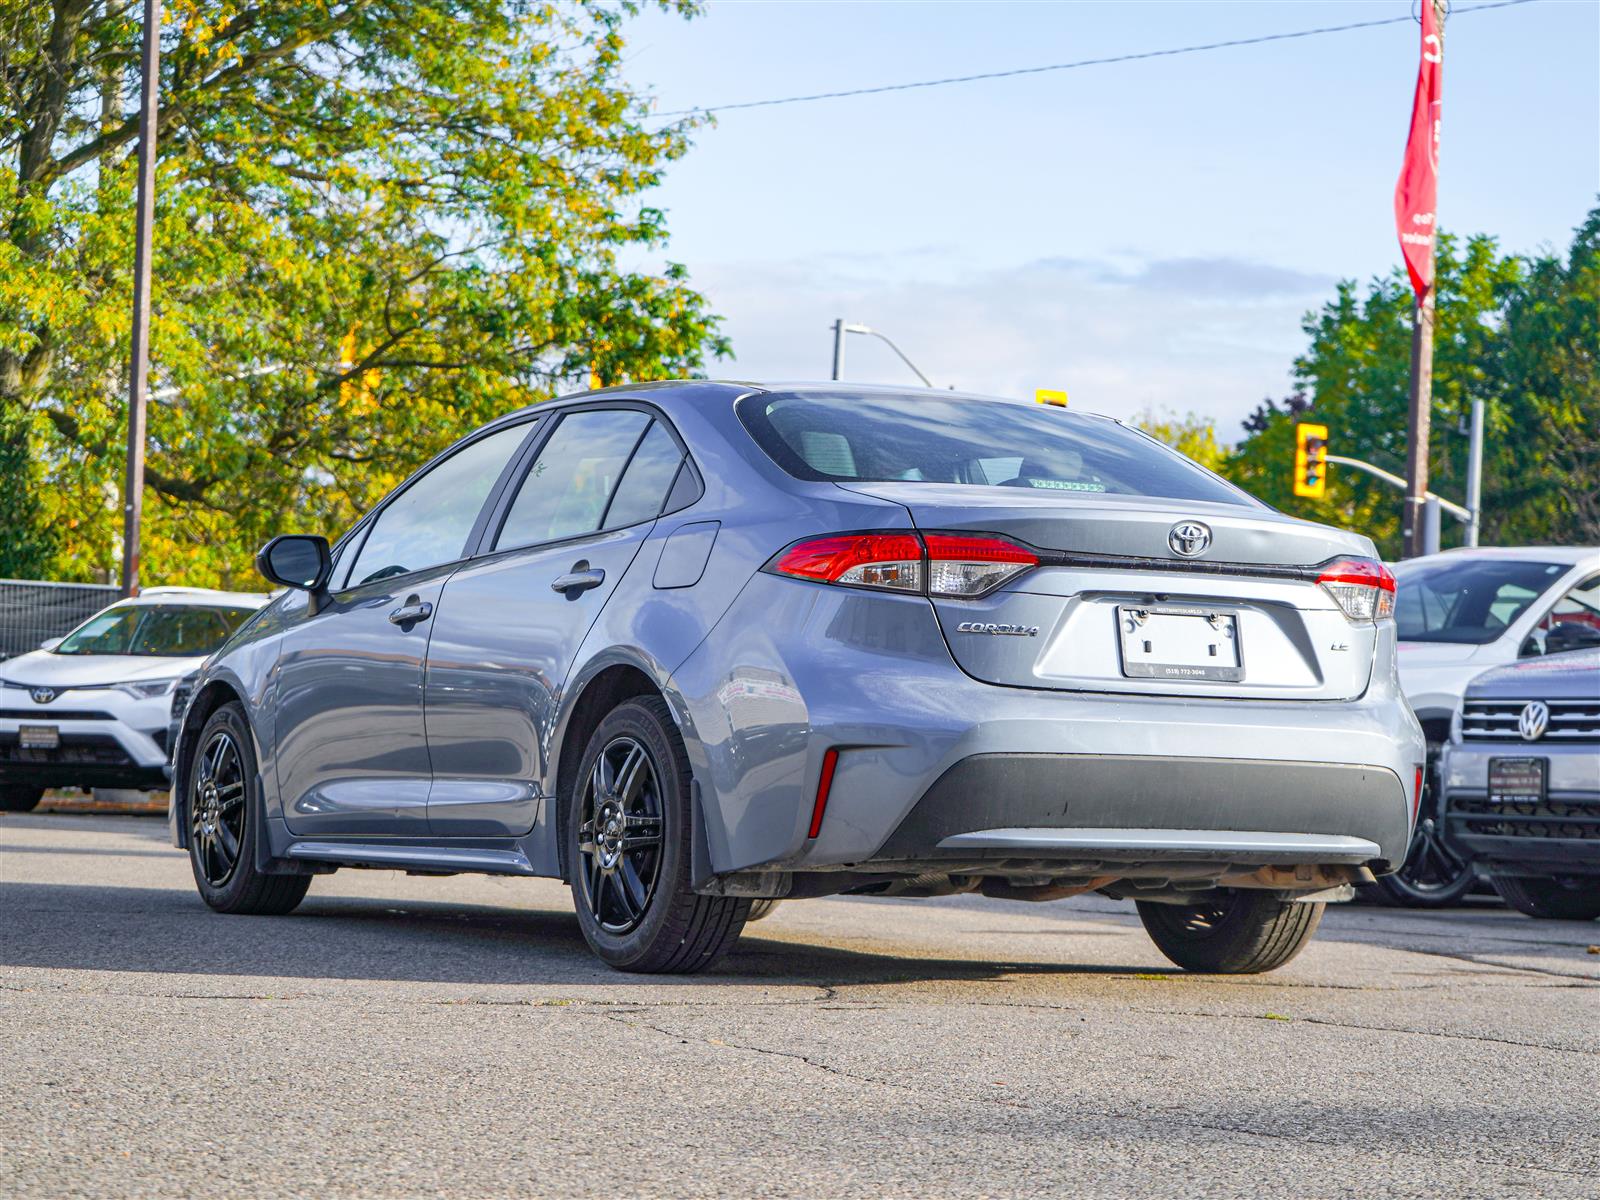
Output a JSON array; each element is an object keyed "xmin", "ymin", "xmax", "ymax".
[{"xmin": 618, "ymin": 0, "xmax": 1600, "ymax": 440}]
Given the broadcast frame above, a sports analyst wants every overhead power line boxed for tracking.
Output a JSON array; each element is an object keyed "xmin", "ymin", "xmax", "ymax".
[{"xmin": 654, "ymin": 0, "xmax": 1538, "ymax": 119}]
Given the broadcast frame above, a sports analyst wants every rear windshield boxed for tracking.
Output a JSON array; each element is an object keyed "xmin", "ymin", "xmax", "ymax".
[
  {"xmin": 738, "ymin": 391, "xmax": 1255, "ymax": 507},
  {"xmin": 54, "ymin": 605, "xmax": 256, "ymax": 657},
  {"xmin": 1391, "ymin": 557, "xmax": 1568, "ymax": 644}
]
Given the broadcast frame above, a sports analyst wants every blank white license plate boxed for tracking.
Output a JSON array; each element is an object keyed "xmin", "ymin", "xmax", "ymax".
[
  {"xmin": 19, "ymin": 724, "xmax": 59, "ymax": 750},
  {"xmin": 1117, "ymin": 606, "xmax": 1243, "ymax": 682}
]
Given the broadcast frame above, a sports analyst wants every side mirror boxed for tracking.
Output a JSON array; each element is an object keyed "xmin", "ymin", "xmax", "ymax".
[
  {"xmin": 256, "ymin": 535, "xmax": 332, "ymax": 591},
  {"xmin": 39, "ymin": 637, "xmax": 62, "ymax": 652}
]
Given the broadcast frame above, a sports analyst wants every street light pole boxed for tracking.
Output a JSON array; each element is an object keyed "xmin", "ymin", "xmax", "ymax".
[
  {"xmin": 1464, "ymin": 396, "xmax": 1485, "ymax": 547},
  {"xmin": 121, "ymin": 0, "xmax": 160, "ymax": 596},
  {"xmin": 828, "ymin": 321, "xmax": 936, "ymax": 388}
]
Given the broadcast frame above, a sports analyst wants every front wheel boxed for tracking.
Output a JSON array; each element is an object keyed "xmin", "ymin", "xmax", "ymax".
[
  {"xmin": 1491, "ymin": 875, "xmax": 1600, "ymax": 921},
  {"xmin": 188, "ymin": 703, "xmax": 310, "ymax": 916},
  {"xmin": 0, "ymin": 785, "xmax": 44, "ymax": 813},
  {"xmin": 1138, "ymin": 891, "xmax": 1324, "ymax": 974},
  {"xmin": 568, "ymin": 697, "xmax": 749, "ymax": 973}
]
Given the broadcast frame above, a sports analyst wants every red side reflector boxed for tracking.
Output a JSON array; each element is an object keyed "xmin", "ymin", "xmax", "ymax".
[
  {"xmin": 1413, "ymin": 765, "xmax": 1425, "ymax": 823},
  {"xmin": 808, "ymin": 748, "xmax": 840, "ymax": 839}
]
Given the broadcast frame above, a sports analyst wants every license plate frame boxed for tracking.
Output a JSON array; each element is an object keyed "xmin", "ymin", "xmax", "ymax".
[
  {"xmin": 1116, "ymin": 605, "xmax": 1244, "ymax": 683},
  {"xmin": 18, "ymin": 724, "xmax": 59, "ymax": 750},
  {"xmin": 1488, "ymin": 756, "xmax": 1546, "ymax": 805}
]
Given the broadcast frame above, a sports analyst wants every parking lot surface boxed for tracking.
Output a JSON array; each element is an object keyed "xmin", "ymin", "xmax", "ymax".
[{"xmin": 3, "ymin": 810, "xmax": 1597, "ymax": 1199}]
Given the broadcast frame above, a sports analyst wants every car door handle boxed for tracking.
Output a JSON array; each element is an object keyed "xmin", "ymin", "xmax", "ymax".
[
  {"xmin": 550, "ymin": 567, "xmax": 605, "ymax": 595},
  {"xmin": 388, "ymin": 598, "xmax": 434, "ymax": 626}
]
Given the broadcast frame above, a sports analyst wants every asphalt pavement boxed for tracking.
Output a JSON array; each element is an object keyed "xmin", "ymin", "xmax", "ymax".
[{"xmin": 3, "ymin": 810, "xmax": 1597, "ymax": 1199}]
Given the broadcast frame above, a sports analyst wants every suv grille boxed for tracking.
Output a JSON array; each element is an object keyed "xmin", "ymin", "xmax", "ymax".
[
  {"xmin": 1460, "ymin": 698, "xmax": 1600, "ymax": 743},
  {"xmin": 1452, "ymin": 797, "xmax": 1600, "ymax": 841}
]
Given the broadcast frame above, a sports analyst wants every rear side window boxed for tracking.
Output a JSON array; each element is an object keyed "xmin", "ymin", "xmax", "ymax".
[
  {"xmin": 496, "ymin": 410, "xmax": 650, "ymax": 549},
  {"xmin": 738, "ymin": 391, "xmax": 1255, "ymax": 507},
  {"xmin": 604, "ymin": 422, "xmax": 685, "ymax": 530},
  {"xmin": 1392, "ymin": 557, "xmax": 1567, "ymax": 645}
]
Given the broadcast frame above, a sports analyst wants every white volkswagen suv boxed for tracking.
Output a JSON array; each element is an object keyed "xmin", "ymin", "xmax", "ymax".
[{"xmin": 0, "ymin": 587, "xmax": 268, "ymax": 812}]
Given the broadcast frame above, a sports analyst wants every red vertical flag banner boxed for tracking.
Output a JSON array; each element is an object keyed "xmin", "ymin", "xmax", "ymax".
[{"xmin": 1395, "ymin": 2, "xmax": 1444, "ymax": 298}]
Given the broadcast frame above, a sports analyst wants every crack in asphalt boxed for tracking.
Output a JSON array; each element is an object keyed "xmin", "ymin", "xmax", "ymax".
[{"xmin": 591, "ymin": 1007, "xmax": 1595, "ymax": 1180}]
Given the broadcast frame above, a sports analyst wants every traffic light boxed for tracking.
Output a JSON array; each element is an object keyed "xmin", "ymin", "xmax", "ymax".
[{"xmin": 1293, "ymin": 422, "xmax": 1328, "ymax": 499}]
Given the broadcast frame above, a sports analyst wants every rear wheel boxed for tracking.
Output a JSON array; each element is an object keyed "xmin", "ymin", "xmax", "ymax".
[
  {"xmin": 188, "ymin": 703, "xmax": 310, "ymax": 916},
  {"xmin": 1490, "ymin": 875, "xmax": 1600, "ymax": 921},
  {"xmin": 568, "ymin": 697, "xmax": 749, "ymax": 973},
  {"xmin": 1138, "ymin": 891, "xmax": 1324, "ymax": 974},
  {"xmin": 1369, "ymin": 815, "xmax": 1476, "ymax": 907},
  {"xmin": 0, "ymin": 785, "xmax": 44, "ymax": 813}
]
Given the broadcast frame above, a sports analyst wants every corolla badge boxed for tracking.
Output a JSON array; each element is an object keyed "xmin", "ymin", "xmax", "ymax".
[
  {"xmin": 1518, "ymin": 701, "xmax": 1550, "ymax": 742},
  {"xmin": 29, "ymin": 687, "xmax": 56, "ymax": 704},
  {"xmin": 956, "ymin": 622, "xmax": 1039, "ymax": 637},
  {"xmin": 1167, "ymin": 521, "xmax": 1212, "ymax": 558}
]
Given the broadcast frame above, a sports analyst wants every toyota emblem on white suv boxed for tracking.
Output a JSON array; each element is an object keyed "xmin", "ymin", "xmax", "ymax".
[
  {"xmin": 1518, "ymin": 701, "xmax": 1550, "ymax": 742},
  {"xmin": 1168, "ymin": 521, "xmax": 1212, "ymax": 558},
  {"xmin": 29, "ymin": 687, "xmax": 56, "ymax": 704}
]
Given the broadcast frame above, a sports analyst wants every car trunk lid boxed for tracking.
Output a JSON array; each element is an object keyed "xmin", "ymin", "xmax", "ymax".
[{"xmin": 841, "ymin": 483, "xmax": 1380, "ymax": 701}]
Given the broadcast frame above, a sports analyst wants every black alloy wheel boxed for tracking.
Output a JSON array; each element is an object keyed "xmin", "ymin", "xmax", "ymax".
[
  {"xmin": 567, "ymin": 696, "xmax": 749, "ymax": 973},
  {"xmin": 191, "ymin": 726, "xmax": 248, "ymax": 888},
  {"xmin": 187, "ymin": 702, "xmax": 310, "ymax": 916},
  {"xmin": 576, "ymin": 735, "xmax": 666, "ymax": 935}
]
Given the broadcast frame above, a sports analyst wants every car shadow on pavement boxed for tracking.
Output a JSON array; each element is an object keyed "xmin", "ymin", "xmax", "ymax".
[{"xmin": 0, "ymin": 880, "xmax": 1178, "ymax": 987}]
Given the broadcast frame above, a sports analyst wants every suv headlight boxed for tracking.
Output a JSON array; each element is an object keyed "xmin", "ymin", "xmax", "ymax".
[
  {"xmin": 114, "ymin": 678, "xmax": 180, "ymax": 700},
  {"xmin": 1449, "ymin": 705, "xmax": 1464, "ymax": 744}
]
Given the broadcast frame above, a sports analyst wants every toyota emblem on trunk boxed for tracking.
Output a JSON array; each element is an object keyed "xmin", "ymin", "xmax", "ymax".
[
  {"xmin": 1518, "ymin": 701, "xmax": 1550, "ymax": 742},
  {"xmin": 1168, "ymin": 521, "xmax": 1212, "ymax": 558}
]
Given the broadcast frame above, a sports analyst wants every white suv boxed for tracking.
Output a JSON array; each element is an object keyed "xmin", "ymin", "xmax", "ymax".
[{"xmin": 0, "ymin": 587, "xmax": 268, "ymax": 812}]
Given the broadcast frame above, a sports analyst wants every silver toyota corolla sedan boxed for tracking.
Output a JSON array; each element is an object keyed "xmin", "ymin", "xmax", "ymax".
[{"xmin": 170, "ymin": 382, "xmax": 1423, "ymax": 975}]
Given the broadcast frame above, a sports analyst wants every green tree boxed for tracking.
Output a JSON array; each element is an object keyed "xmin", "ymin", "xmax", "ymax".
[
  {"xmin": 1222, "ymin": 220, "xmax": 1600, "ymax": 559},
  {"xmin": 0, "ymin": 0, "xmax": 727, "ymax": 586},
  {"xmin": 1135, "ymin": 408, "xmax": 1230, "ymax": 474}
]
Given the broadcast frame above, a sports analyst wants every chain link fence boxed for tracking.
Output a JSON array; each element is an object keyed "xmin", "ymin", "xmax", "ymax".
[{"xmin": 0, "ymin": 579, "xmax": 121, "ymax": 661}]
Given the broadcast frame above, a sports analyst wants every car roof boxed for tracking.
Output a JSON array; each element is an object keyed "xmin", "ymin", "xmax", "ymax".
[{"xmin": 123, "ymin": 587, "xmax": 271, "ymax": 608}]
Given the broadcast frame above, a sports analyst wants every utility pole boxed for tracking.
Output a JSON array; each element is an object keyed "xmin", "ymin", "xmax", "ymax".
[
  {"xmin": 1400, "ymin": 0, "xmax": 1446, "ymax": 559},
  {"xmin": 121, "ymin": 0, "xmax": 160, "ymax": 596},
  {"xmin": 830, "ymin": 318, "xmax": 846, "ymax": 381},
  {"xmin": 1463, "ymin": 396, "xmax": 1484, "ymax": 547}
]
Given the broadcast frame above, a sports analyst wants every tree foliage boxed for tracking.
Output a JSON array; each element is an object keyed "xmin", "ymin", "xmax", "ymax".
[
  {"xmin": 0, "ymin": 0, "xmax": 728, "ymax": 586},
  {"xmin": 1134, "ymin": 408, "xmax": 1229, "ymax": 474},
  {"xmin": 1227, "ymin": 209, "xmax": 1600, "ymax": 559}
]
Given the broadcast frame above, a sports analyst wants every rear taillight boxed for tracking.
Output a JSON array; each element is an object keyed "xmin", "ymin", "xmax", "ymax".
[
  {"xmin": 770, "ymin": 531, "xmax": 1038, "ymax": 598},
  {"xmin": 772, "ymin": 533, "xmax": 923, "ymax": 592},
  {"xmin": 923, "ymin": 533, "xmax": 1039, "ymax": 597},
  {"xmin": 1317, "ymin": 557, "xmax": 1397, "ymax": 623}
]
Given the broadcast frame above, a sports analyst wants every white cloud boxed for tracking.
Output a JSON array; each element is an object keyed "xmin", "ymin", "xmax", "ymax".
[{"xmin": 691, "ymin": 253, "xmax": 1334, "ymax": 442}]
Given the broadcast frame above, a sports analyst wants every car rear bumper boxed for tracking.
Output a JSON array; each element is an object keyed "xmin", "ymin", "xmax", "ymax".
[
  {"xmin": 671, "ymin": 575, "xmax": 1423, "ymax": 878},
  {"xmin": 870, "ymin": 753, "xmax": 1408, "ymax": 870}
]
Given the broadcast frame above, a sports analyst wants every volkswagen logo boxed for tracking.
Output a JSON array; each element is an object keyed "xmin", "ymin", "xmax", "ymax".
[
  {"xmin": 1168, "ymin": 521, "xmax": 1212, "ymax": 558},
  {"xmin": 1518, "ymin": 701, "xmax": 1550, "ymax": 742},
  {"xmin": 29, "ymin": 687, "xmax": 56, "ymax": 705}
]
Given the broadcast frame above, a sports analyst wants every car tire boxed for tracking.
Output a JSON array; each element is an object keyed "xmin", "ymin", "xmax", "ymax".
[
  {"xmin": 188, "ymin": 703, "xmax": 310, "ymax": 917},
  {"xmin": 1490, "ymin": 875, "xmax": 1600, "ymax": 921},
  {"xmin": 568, "ymin": 696, "xmax": 749, "ymax": 973},
  {"xmin": 1137, "ymin": 891, "xmax": 1325, "ymax": 974},
  {"xmin": 0, "ymin": 786, "xmax": 44, "ymax": 813},
  {"xmin": 745, "ymin": 899, "xmax": 782, "ymax": 923}
]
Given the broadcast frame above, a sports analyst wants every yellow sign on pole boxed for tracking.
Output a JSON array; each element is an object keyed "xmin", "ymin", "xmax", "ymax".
[
  {"xmin": 1293, "ymin": 422, "xmax": 1329, "ymax": 498},
  {"xmin": 1035, "ymin": 389, "xmax": 1068, "ymax": 408}
]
